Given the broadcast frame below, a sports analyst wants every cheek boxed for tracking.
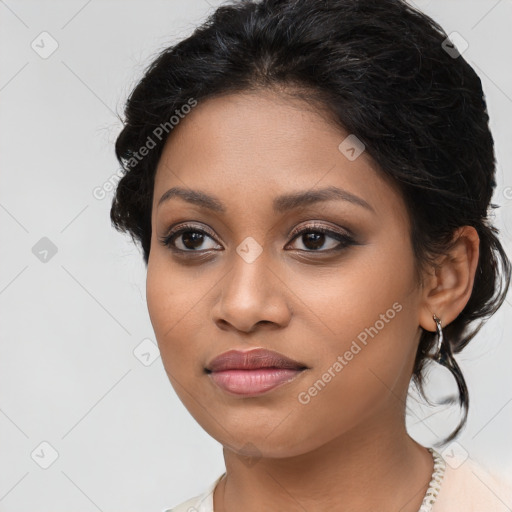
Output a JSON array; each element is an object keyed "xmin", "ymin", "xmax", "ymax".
[
  {"xmin": 145, "ymin": 257, "xmax": 204, "ymax": 374},
  {"xmin": 286, "ymin": 293, "xmax": 420, "ymax": 455},
  {"xmin": 146, "ymin": 249, "xmax": 212, "ymax": 332},
  {"xmin": 289, "ymin": 236, "xmax": 420, "ymax": 422},
  {"xmin": 146, "ymin": 259, "xmax": 175, "ymax": 340},
  {"xmin": 289, "ymin": 224, "xmax": 418, "ymax": 350},
  {"xmin": 293, "ymin": 308, "xmax": 419, "ymax": 448},
  {"xmin": 146, "ymin": 259, "xmax": 214, "ymax": 425}
]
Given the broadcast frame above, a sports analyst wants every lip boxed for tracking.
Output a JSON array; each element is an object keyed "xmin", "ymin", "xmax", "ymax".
[
  {"xmin": 205, "ymin": 348, "xmax": 308, "ymax": 396},
  {"xmin": 206, "ymin": 348, "xmax": 307, "ymax": 372}
]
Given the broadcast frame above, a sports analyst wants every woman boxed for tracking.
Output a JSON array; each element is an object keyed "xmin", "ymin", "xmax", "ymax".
[{"xmin": 110, "ymin": 0, "xmax": 512, "ymax": 510}]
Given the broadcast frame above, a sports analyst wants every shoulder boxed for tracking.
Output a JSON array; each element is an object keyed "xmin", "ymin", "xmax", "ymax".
[
  {"xmin": 162, "ymin": 473, "xmax": 225, "ymax": 512},
  {"xmin": 435, "ymin": 455, "xmax": 512, "ymax": 511}
]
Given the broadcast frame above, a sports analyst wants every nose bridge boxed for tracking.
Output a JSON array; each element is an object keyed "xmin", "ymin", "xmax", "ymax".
[
  {"xmin": 224, "ymin": 241, "xmax": 271, "ymax": 305},
  {"xmin": 212, "ymin": 241, "xmax": 290, "ymax": 332}
]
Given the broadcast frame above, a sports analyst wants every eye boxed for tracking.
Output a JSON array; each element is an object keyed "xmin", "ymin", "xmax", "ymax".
[
  {"xmin": 159, "ymin": 221, "xmax": 356, "ymax": 255},
  {"xmin": 159, "ymin": 223, "xmax": 222, "ymax": 252},
  {"xmin": 286, "ymin": 223, "xmax": 355, "ymax": 252}
]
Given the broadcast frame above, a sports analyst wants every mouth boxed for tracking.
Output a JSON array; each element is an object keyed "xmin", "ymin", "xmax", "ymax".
[{"xmin": 205, "ymin": 348, "xmax": 308, "ymax": 397}]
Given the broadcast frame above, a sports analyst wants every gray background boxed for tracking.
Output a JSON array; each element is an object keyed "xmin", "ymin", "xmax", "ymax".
[{"xmin": 1, "ymin": 1, "xmax": 511, "ymax": 510}]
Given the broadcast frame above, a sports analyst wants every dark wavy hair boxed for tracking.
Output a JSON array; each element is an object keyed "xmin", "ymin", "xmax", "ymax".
[{"xmin": 110, "ymin": 0, "xmax": 511, "ymax": 443}]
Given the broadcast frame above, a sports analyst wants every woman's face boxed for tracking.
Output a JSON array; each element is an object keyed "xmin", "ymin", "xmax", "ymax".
[{"xmin": 146, "ymin": 89, "xmax": 426, "ymax": 457}]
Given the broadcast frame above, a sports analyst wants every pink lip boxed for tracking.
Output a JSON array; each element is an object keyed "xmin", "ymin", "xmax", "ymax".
[
  {"xmin": 209, "ymin": 368, "xmax": 305, "ymax": 396},
  {"xmin": 205, "ymin": 348, "xmax": 308, "ymax": 396}
]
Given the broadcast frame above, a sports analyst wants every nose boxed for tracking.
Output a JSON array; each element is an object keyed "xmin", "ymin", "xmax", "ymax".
[{"xmin": 211, "ymin": 251, "xmax": 292, "ymax": 334}]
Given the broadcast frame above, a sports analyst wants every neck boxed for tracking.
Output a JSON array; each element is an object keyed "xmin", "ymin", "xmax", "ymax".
[{"xmin": 214, "ymin": 414, "xmax": 434, "ymax": 512}]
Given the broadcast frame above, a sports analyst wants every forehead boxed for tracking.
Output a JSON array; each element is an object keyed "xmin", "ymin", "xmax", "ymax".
[{"xmin": 153, "ymin": 90, "xmax": 406, "ymax": 222}]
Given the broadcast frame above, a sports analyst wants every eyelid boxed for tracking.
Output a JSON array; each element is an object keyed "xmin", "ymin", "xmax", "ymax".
[
  {"xmin": 160, "ymin": 222, "xmax": 222, "ymax": 250},
  {"xmin": 166, "ymin": 222, "xmax": 217, "ymax": 239},
  {"xmin": 287, "ymin": 220, "xmax": 353, "ymax": 240}
]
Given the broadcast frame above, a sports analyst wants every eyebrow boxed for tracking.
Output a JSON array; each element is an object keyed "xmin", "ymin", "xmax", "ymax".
[{"xmin": 157, "ymin": 185, "xmax": 375, "ymax": 214}]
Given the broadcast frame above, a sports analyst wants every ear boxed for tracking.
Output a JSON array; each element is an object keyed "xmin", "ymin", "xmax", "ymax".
[{"xmin": 418, "ymin": 226, "xmax": 480, "ymax": 332}]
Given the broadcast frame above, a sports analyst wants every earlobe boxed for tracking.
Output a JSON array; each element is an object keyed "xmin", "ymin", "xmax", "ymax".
[{"xmin": 418, "ymin": 226, "xmax": 480, "ymax": 332}]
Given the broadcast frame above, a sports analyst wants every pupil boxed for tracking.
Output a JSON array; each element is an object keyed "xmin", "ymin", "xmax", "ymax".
[
  {"xmin": 303, "ymin": 232, "xmax": 324, "ymax": 250},
  {"xmin": 183, "ymin": 231, "xmax": 204, "ymax": 249}
]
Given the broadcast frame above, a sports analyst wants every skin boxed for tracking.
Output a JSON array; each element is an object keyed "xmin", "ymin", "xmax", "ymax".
[{"xmin": 146, "ymin": 89, "xmax": 480, "ymax": 511}]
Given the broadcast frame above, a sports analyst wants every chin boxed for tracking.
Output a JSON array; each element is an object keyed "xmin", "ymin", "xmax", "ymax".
[{"xmin": 207, "ymin": 421, "xmax": 319, "ymax": 459}]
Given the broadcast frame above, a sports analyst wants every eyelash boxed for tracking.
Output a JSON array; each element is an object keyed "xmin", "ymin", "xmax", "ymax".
[{"xmin": 158, "ymin": 222, "xmax": 356, "ymax": 256}]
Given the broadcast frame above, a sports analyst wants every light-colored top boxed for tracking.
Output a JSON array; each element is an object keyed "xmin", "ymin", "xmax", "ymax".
[{"xmin": 163, "ymin": 452, "xmax": 512, "ymax": 512}]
